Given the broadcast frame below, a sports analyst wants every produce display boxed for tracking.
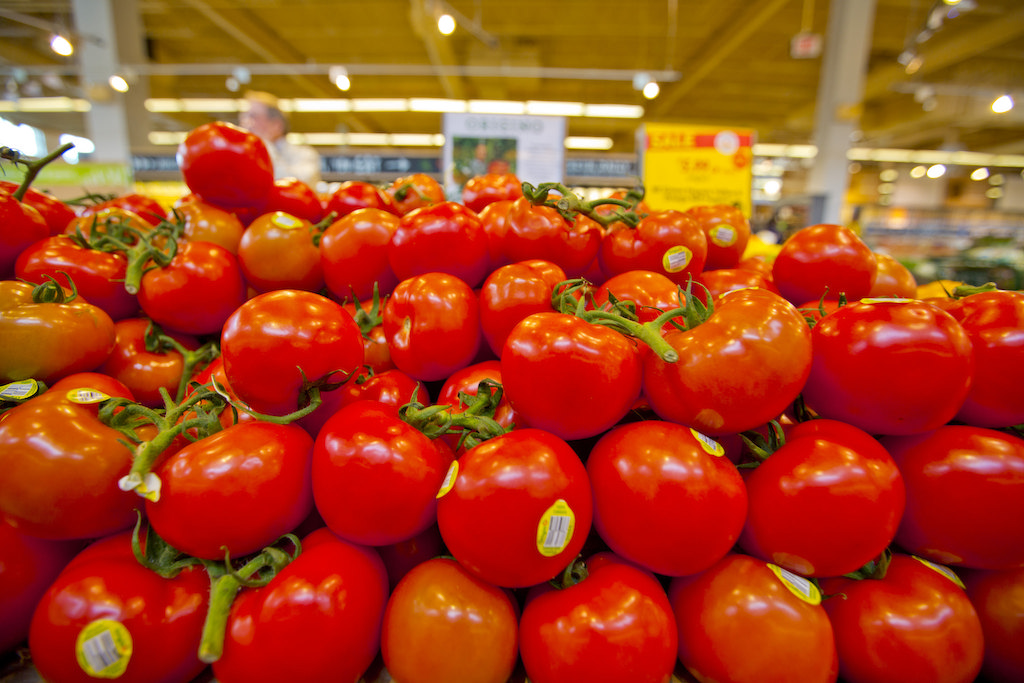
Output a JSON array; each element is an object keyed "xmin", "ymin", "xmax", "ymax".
[{"xmin": 1, "ymin": 124, "xmax": 1023, "ymax": 683}]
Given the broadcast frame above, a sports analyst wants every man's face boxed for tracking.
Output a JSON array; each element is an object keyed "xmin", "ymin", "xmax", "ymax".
[{"xmin": 240, "ymin": 101, "xmax": 283, "ymax": 142}]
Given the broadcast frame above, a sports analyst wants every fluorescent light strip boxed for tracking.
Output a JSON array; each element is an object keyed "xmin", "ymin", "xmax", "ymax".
[
  {"xmin": 291, "ymin": 98, "xmax": 352, "ymax": 112},
  {"xmin": 5, "ymin": 97, "xmax": 91, "ymax": 112},
  {"xmin": 180, "ymin": 98, "xmax": 240, "ymax": 112},
  {"xmin": 351, "ymin": 99, "xmax": 408, "ymax": 112},
  {"xmin": 409, "ymin": 98, "xmax": 467, "ymax": 112},
  {"xmin": 527, "ymin": 100, "xmax": 585, "ymax": 116},
  {"xmin": 468, "ymin": 100, "xmax": 525, "ymax": 115},
  {"xmin": 583, "ymin": 104, "xmax": 644, "ymax": 118},
  {"xmin": 565, "ymin": 136, "xmax": 614, "ymax": 150}
]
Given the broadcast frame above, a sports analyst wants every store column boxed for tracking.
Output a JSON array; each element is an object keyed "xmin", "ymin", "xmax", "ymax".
[
  {"xmin": 806, "ymin": 0, "xmax": 877, "ymax": 225},
  {"xmin": 71, "ymin": 0, "xmax": 148, "ymax": 165}
]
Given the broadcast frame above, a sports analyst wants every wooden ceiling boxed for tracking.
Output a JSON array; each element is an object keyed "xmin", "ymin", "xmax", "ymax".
[{"xmin": 2, "ymin": 0, "xmax": 1023, "ymax": 158}]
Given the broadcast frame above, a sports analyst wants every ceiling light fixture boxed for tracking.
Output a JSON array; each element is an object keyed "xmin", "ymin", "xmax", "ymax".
[
  {"xmin": 642, "ymin": 81, "xmax": 660, "ymax": 99},
  {"xmin": 329, "ymin": 66, "xmax": 351, "ymax": 91},
  {"xmin": 49, "ymin": 34, "xmax": 73, "ymax": 57},
  {"xmin": 437, "ymin": 13, "xmax": 456, "ymax": 35},
  {"xmin": 108, "ymin": 75, "xmax": 129, "ymax": 92},
  {"xmin": 992, "ymin": 94, "xmax": 1014, "ymax": 114},
  {"xmin": 970, "ymin": 167, "xmax": 989, "ymax": 181}
]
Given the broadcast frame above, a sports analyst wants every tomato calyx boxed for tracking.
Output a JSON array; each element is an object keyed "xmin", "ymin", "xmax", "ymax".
[
  {"xmin": 838, "ymin": 548, "xmax": 893, "ymax": 583},
  {"xmin": 553, "ymin": 278, "xmax": 685, "ymax": 363},
  {"xmin": 29, "ymin": 271, "xmax": 80, "ymax": 304},
  {"xmin": 141, "ymin": 319, "xmax": 222, "ymax": 402},
  {"xmin": 0, "ymin": 141, "xmax": 74, "ymax": 201},
  {"xmin": 522, "ymin": 181, "xmax": 644, "ymax": 228},
  {"xmin": 346, "ymin": 284, "xmax": 387, "ymax": 339},
  {"xmin": 737, "ymin": 419, "xmax": 788, "ymax": 469},
  {"xmin": 401, "ymin": 378, "xmax": 510, "ymax": 449},
  {"xmin": 70, "ymin": 212, "xmax": 182, "ymax": 294},
  {"xmin": 548, "ymin": 555, "xmax": 589, "ymax": 590}
]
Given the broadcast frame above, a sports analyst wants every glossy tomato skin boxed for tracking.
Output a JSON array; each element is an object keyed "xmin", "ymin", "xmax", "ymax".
[
  {"xmin": 684, "ymin": 203, "xmax": 751, "ymax": 271},
  {"xmin": 221, "ymin": 289, "xmax": 365, "ymax": 416},
  {"xmin": 694, "ymin": 266, "xmax": 780, "ymax": 302},
  {"xmin": 880, "ymin": 425, "xmax": 1024, "ymax": 570},
  {"xmin": 15, "ymin": 235, "xmax": 140, "ymax": 321},
  {"xmin": 382, "ymin": 556, "xmax": 519, "ymax": 683},
  {"xmin": 739, "ymin": 419, "xmax": 906, "ymax": 577},
  {"xmin": 237, "ymin": 211, "xmax": 324, "ymax": 292},
  {"xmin": 772, "ymin": 223, "xmax": 877, "ymax": 304},
  {"xmin": 0, "ymin": 521, "xmax": 82, "ymax": 653},
  {"xmin": 0, "ymin": 279, "xmax": 117, "ymax": 384},
  {"xmin": 385, "ymin": 173, "xmax": 446, "ymax": 215},
  {"xmin": 868, "ymin": 252, "xmax": 917, "ymax": 298},
  {"xmin": 643, "ymin": 287, "xmax": 812, "ymax": 436},
  {"xmin": 802, "ymin": 299, "xmax": 974, "ymax": 435},
  {"xmin": 0, "ymin": 190, "xmax": 49, "ymax": 279},
  {"xmin": 501, "ymin": 311, "xmax": 641, "ymax": 441},
  {"xmin": 437, "ymin": 428, "xmax": 593, "ymax": 588},
  {"xmin": 388, "ymin": 201, "xmax": 490, "ymax": 288},
  {"xmin": 145, "ymin": 421, "xmax": 314, "ymax": 559},
  {"xmin": 947, "ymin": 290, "xmax": 1024, "ymax": 428},
  {"xmin": 263, "ymin": 177, "xmax": 325, "ymax": 222},
  {"xmin": 478, "ymin": 259, "xmax": 565, "ymax": 357},
  {"xmin": 176, "ymin": 121, "xmax": 274, "ymax": 210},
  {"xmin": 0, "ymin": 181, "xmax": 75, "ymax": 235},
  {"xmin": 599, "ymin": 209, "xmax": 708, "ymax": 287},
  {"xmin": 821, "ymin": 554, "xmax": 984, "ymax": 683},
  {"xmin": 591, "ymin": 269, "xmax": 681, "ymax": 328},
  {"xmin": 961, "ymin": 566, "xmax": 1024, "ymax": 682},
  {"xmin": 382, "ymin": 272, "xmax": 482, "ymax": 382},
  {"xmin": 212, "ymin": 528, "xmax": 389, "ymax": 683},
  {"xmin": 502, "ymin": 196, "xmax": 603, "ymax": 279},
  {"xmin": 324, "ymin": 180, "xmax": 396, "ymax": 219},
  {"xmin": 83, "ymin": 193, "xmax": 166, "ymax": 226},
  {"xmin": 435, "ymin": 360, "xmax": 517, "ymax": 452},
  {"xmin": 0, "ymin": 375, "xmax": 138, "ymax": 540},
  {"xmin": 98, "ymin": 317, "xmax": 200, "ymax": 407},
  {"xmin": 28, "ymin": 530, "xmax": 209, "ymax": 683},
  {"xmin": 312, "ymin": 400, "xmax": 453, "ymax": 546},
  {"xmin": 587, "ymin": 421, "xmax": 747, "ymax": 577},
  {"xmin": 477, "ymin": 198, "xmax": 515, "ymax": 270},
  {"xmin": 519, "ymin": 553, "xmax": 677, "ymax": 683},
  {"xmin": 172, "ymin": 195, "xmax": 246, "ymax": 253},
  {"xmin": 138, "ymin": 240, "xmax": 248, "ymax": 336},
  {"xmin": 320, "ymin": 208, "xmax": 401, "ymax": 301},
  {"xmin": 461, "ymin": 173, "xmax": 523, "ymax": 213},
  {"xmin": 669, "ymin": 554, "xmax": 839, "ymax": 683}
]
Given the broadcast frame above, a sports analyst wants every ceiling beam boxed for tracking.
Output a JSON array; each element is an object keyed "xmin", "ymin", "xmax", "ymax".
[{"xmin": 648, "ymin": 0, "xmax": 792, "ymax": 117}]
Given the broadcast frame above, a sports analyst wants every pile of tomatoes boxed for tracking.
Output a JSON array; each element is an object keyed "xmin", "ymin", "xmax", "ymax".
[{"xmin": 1, "ymin": 123, "xmax": 1023, "ymax": 683}]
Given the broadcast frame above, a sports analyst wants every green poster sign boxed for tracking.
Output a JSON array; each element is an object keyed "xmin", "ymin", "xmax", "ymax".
[{"xmin": 5, "ymin": 162, "xmax": 133, "ymax": 187}]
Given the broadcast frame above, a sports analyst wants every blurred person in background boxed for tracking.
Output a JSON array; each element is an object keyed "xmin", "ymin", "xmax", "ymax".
[{"xmin": 240, "ymin": 90, "xmax": 322, "ymax": 186}]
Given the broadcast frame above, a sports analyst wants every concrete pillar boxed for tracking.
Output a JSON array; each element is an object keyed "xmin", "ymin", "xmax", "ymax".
[{"xmin": 806, "ymin": 0, "xmax": 877, "ymax": 225}]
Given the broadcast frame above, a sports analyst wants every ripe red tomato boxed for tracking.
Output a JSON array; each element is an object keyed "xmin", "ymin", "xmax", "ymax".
[
  {"xmin": 821, "ymin": 553, "xmax": 984, "ymax": 683},
  {"xmin": 385, "ymin": 173, "xmax": 446, "ymax": 215},
  {"xmin": 693, "ymin": 266, "xmax": 780, "ymax": 302},
  {"xmin": 324, "ymin": 179, "xmax": 396, "ymax": 218},
  {"xmin": 0, "ymin": 279, "xmax": 116, "ymax": 385},
  {"xmin": 643, "ymin": 287, "xmax": 812, "ymax": 436},
  {"xmin": 434, "ymin": 359, "xmax": 517, "ymax": 451},
  {"xmin": 320, "ymin": 208, "xmax": 401, "ymax": 301},
  {"xmin": 382, "ymin": 272, "xmax": 482, "ymax": 382},
  {"xmin": 501, "ymin": 311, "xmax": 642, "ymax": 441},
  {"xmin": 312, "ymin": 400, "xmax": 453, "ymax": 546},
  {"xmin": 478, "ymin": 259, "xmax": 565, "ymax": 358},
  {"xmin": 220, "ymin": 289, "xmax": 365, "ymax": 416},
  {"xmin": 382, "ymin": 556, "xmax": 519, "ymax": 683},
  {"xmin": 946, "ymin": 289, "xmax": 1024, "ymax": 428},
  {"xmin": 212, "ymin": 528, "xmax": 389, "ymax": 683},
  {"xmin": 502, "ymin": 196, "xmax": 603, "ymax": 279},
  {"xmin": 436, "ymin": 428, "xmax": 593, "ymax": 588},
  {"xmin": 98, "ymin": 317, "xmax": 200, "ymax": 407},
  {"xmin": 0, "ymin": 181, "xmax": 75, "ymax": 235},
  {"xmin": 868, "ymin": 252, "xmax": 917, "ymax": 298},
  {"xmin": 461, "ymin": 173, "xmax": 524, "ymax": 213},
  {"xmin": 0, "ymin": 520, "xmax": 81, "ymax": 653},
  {"xmin": 961, "ymin": 566, "xmax": 1024, "ymax": 682},
  {"xmin": 172, "ymin": 195, "xmax": 246, "ymax": 254},
  {"xmin": 0, "ymin": 189, "xmax": 49, "ymax": 279},
  {"xmin": 477, "ymin": 198, "xmax": 515, "ymax": 270},
  {"xmin": 145, "ymin": 421, "xmax": 314, "ymax": 559},
  {"xmin": 772, "ymin": 223, "xmax": 877, "ymax": 304},
  {"xmin": 684, "ymin": 203, "xmax": 751, "ymax": 270},
  {"xmin": 15, "ymin": 235, "xmax": 140, "ymax": 320},
  {"xmin": 598, "ymin": 209, "xmax": 708, "ymax": 286},
  {"xmin": 801, "ymin": 298, "xmax": 973, "ymax": 435},
  {"xmin": 519, "ymin": 552, "xmax": 677, "ymax": 683},
  {"xmin": 138, "ymin": 240, "xmax": 248, "ymax": 336},
  {"xmin": 237, "ymin": 211, "xmax": 324, "ymax": 292},
  {"xmin": 669, "ymin": 553, "xmax": 838, "ymax": 683},
  {"xmin": 586, "ymin": 421, "xmax": 747, "ymax": 576},
  {"xmin": 388, "ymin": 201, "xmax": 490, "ymax": 287},
  {"xmin": 591, "ymin": 269, "xmax": 680, "ymax": 326},
  {"xmin": 29, "ymin": 530, "xmax": 209, "ymax": 683},
  {"xmin": 263, "ymin": 177, "xmax": 325, "ymax": 222},
  {"xmin": 880, "ymin": 425, "xmax": 1024, "ymax": 570},
  {"xmin": 176, "ymin": 121, "xmax": 274, "ymax": 210},
  {"xmin": 739, "ymin": 418, "xmax": 906, "ymax": 577},
  {"xmin": 82, "ymin": 193, "xmax": 166, "ymax": 226}
]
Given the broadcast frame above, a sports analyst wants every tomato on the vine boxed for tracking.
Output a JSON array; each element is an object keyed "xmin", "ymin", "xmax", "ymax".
[
  {"xmin": 461, "ymin": 173, "xmax": 523, "ymax": 213},
  {"xmin": 388, "ymin": 201, "xmax": 490, "ymax": 287},
  {"xmin": 385, "ymin": 173, "xmax": 446, "ymax": 215},
  {"xmin": 684, "ymin": 203, "xmax": 751, "ymax": 270},
  {"xmin": 237, "ymin": 210, "xmax": 324, "ymax": 293},
  {"xmin": 961, "ymin": 566, "xmax": 1024, "ymax": 682},
  {"xmin": 98, "ymin": 317, "xmax": 200, "ymax": 407},
  {"xmin": 502, "ymin": 195, "xmax": 603, "ymax": 278},
  {"xmin": 321, "ymin": 208, "xmax": 401, "ymax": 301},
  {"xmin": 478, "ymin": 258, "xmax": 566, "ymax": 357},
  {"xmin": 0, "ymin": 188, "xmax": 49, "ymax": 279},
  {"xmin": 772, "ymin": 223, "xmax": 877, "ymax": 304},
  {"xmin": 598, "ymin": 209, "xmax": 708, "ymax": 286},
  {"xmin": 324, "ymin": 180, "xmax": 396, "ymax": 218},
  {"xmin": 176, "ymin": 121, "xmax": 274, "ymax": 210},
  {"xmin": 172, "ymin": 195, "xmax": 246, "ymax": 254}
]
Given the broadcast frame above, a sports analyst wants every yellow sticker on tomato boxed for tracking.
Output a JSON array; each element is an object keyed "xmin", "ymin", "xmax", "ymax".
[
  {"xmin": 689, "ymin": 428, "xmax": 725, "ymax": 457},
  {"xmin": 66, "ymin": 388, "xmax": 111, "ymax": 404},
  {"xmin": 536, "ymin": 499, "xmax": 575, "ymax": 557},
  {"xmin": 0, "ymin": 379, "xmax": 39, "ymax": 400},
  {"xmin": 662, "ymin": 246, "xmax": 692, "ymax": 273},
  {"xmin": 436, "ymin": 460, "xmax": 459, "ymax": 499},
  {"xmin": 75, "ymin": 619, "xmax": 132, "ymax": 678},
  {"xmin": 767, "ymin": 563, "xmax": 822, "ymax": 605},
  {"xmin": 710, "ymin": 225, "xmax": 737, "ymax": 247},
  {"xmin": 911, "ymin": 555, "xmax": 966, "ymax": 589}
]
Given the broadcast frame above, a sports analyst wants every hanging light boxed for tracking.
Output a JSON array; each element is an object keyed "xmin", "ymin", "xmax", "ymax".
[
  {"xmin": 642, "ymin": 81, "xmax": 660, "ymax": 99},
  {"xmin": 437, "ymin": 13, "xmax": 456, "ymax": 35},
  {"xmin": 49, "ymin": 34, "xmax": 73, "ymax": 56},
  {"xmin": 329, "ymin": 66, "xmax": 351, "ymax": 91},
  {"xmin": 108, "ymin": 75, "xmax": 129, "ymax": 92},
  {"xmin": 992, "ymin": 94, "xmax": 1014, "ymax": 114}
]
